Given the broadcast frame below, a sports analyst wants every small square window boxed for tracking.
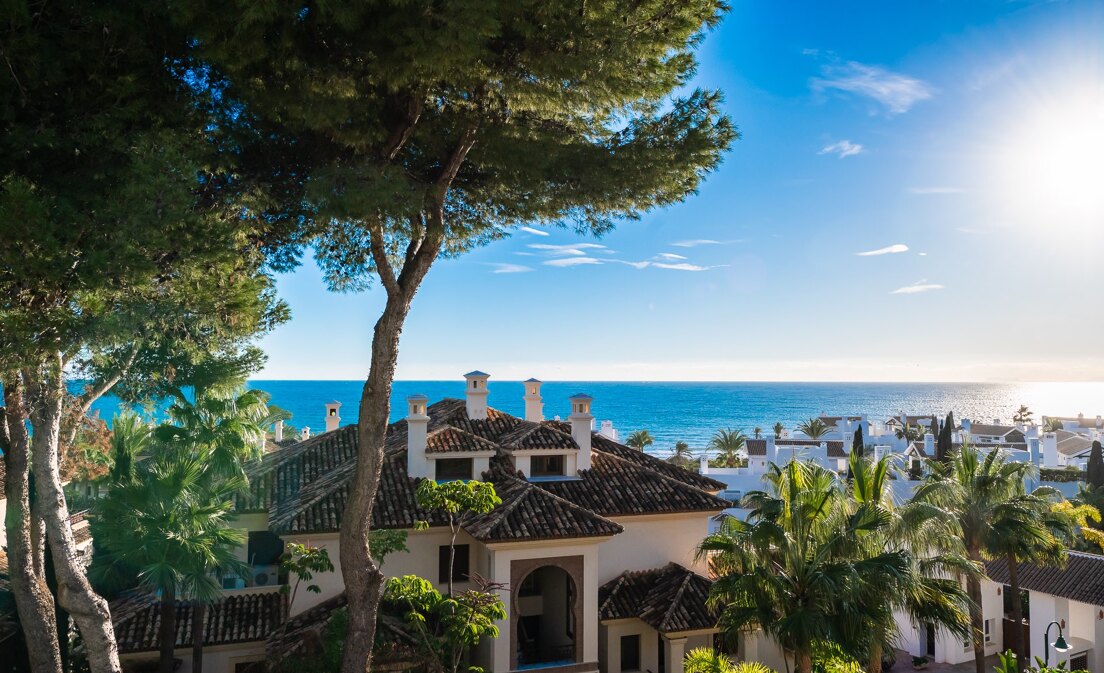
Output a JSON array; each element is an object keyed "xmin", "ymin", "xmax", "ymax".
[
  {"xmin": 621, "ymin": 634, "xmax": 641, "ymax": 672},
  {"xmin": 438, "ymin": 544, "xmax": 470, "ymax": 583},
  {"xmin": 435, "ymin": 458, "xmax": 473, "ymax": 481},
  {"xmin": 531, "ymin": 454, "xmax": 565, "ymax": 477}
]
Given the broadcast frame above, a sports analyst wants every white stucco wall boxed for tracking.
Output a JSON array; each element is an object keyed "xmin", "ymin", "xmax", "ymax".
[
  {"xmin": 598, "ymin": 513, "xmax": 713, "ymax": 583},
  {"xmin": 602, "ymin": 620, "xmax": 659, "ymax": 673}
]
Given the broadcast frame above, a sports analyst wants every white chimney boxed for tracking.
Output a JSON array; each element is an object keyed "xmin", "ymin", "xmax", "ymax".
[
  {"xmin": 274, "ymin": 419, "xmax": 284, "ymax": 443},
  {"xmin": 464, "ymin": 371, "xmax": 490, "ymax": 420},
  {"xmin": 523, "ymin": 378, "xmax": 543, "ymax": 423},
  {"xmin": 923, "ymin": 433, "xmax": 935, "ymax": 456},
  {"xmin": 1042, "ymin": 432, "xmax": 1059, "ymax": 467},
  {"xmin": 300, "ymin": 427, "xmax": 311, "ymax": 440},
  {"xmin": 569, "ymin": 394, "xmax": 594, "ymax": 471},
  {"xmin": 324, "ymin": 400, "xmax": 342, "ymax": 433},
  {"xmin": 406, "ymin": 394, "xmax": 432, "ymax": 479},
  {"xmin": 765, "ymin": 436, "xmax": 777, "ymax": 465}
]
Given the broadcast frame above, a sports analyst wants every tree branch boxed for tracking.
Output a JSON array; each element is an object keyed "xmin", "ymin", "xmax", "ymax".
[
  {"xmin": 380, "ymin": 92, "xmax": 425, "ymax": 161},
  {"xmin": 367, "ymin": 216, "xmax": 400, "ymax": 297}
]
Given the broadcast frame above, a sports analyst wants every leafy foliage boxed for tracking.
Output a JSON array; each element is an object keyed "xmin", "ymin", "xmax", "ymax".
[
  {"xmin": 416, "ymin": 479, "xmax": 501, "ymax": 596},
  {"xmin": 626, "ymin": 430, "xmax": 656, "ymax": 452},
  {"xmin": 708, "ymin": 428, "xmax": 748, "ymax": 468},
  {"xmin": 799, "ymin": 418, "xmax": 832, "ymax": 441},
  {"xmin": 684, "ymin": 647, "xmax": 776, "ymax": 673}
]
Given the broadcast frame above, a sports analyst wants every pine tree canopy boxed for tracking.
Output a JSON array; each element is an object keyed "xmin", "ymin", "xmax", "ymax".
[{"xmin": 174, "ymin": 0, "xmax": 739, "ymax": 289}]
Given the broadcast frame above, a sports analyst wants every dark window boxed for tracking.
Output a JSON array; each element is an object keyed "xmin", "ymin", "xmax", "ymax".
[
  {"xmin": 621, "ymin": 635, "xmax": 641, "ymax": 672},
  {"xmin": 435, "ymin": 458, "xmax": 473, "ymax": 481},
  {"xmin": 519, "ymin": 571, "xmax": 541, "ymax": 597},
  {"xmin": 531, "ymin": 454, "xmax": 565, "ymax": 477},
  {"xmin": 438, "ymin": 544, "xmax": 470, "ymax": 583},
  {"xmin": 247, "ymin": 531, "xmax": 285, "ymax": 566}
]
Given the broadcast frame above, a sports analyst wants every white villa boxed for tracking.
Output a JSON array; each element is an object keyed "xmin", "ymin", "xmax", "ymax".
[{"xmin": 109, "ymin": 373, "xmax": 735, "ymax": 673}]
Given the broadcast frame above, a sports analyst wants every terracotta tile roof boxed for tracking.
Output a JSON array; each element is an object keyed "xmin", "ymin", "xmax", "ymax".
[
  {"xmin": 425, "ymin": 426, "xmax": 501, "ymax": 454},
  {"xmin": 746, "ymin": 439, "xmax": 847, "ymax": 458},
  {"xmin": 599, "ymin": 563, "xmax": 717, "ymax": 634},
  {"xmin": 112, "ymin": 590, "xmax": 286, "ymax": 653},
  {"xmin": 266, "ymin": 592, "xmax": 422, "ymax": 664},
  {"xmin": 257, "ymin": 399, "xmax": 727, "ymax": 538},
  {"xmin": 986, "ymin": 552, "xmax": 1104, "ymax": 606},
  {"xmin": 967, "ymin": 423, "xmax": 1017, "ymax": 437}
]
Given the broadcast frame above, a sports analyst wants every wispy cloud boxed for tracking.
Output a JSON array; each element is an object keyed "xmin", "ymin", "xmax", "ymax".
[
  {"xmin": 819, "ymin": 140, "xmax": 864, "ymax": 158},
  {"xmin": 671, "ymin": 239, "xmax": 744, "ymax": 248},
  {"xmin": 653, "ymin": 262, "xmax": 726, "ymax": 272},
  {"xmin": 856, "ymin": 244, "xmax": 909, "ymax": 256},
  {"xmin": 488, "ymin": 263, "xmax": 533, "ymax": 274},
  {"xmin": 519, "ymin": 226, "xmax": 550, "ymax": 236},
  {"xmin": 609, "ymin": 260, "xmax": 652, "ymax": 270},
  {"xmin": 529, "ymin": 243, "xmax": 607, "ymax": 256},
  {"xmin": 917, "ymin": 252, "xmax": 928, "ymax": 256},
  {"xmin": 908, "ymin": 186, "xmax": 965, "ymax": 195},
  {"xmin": 544, "ymin": 257, "xmax": 603, "ymax": 268},
  {"xmin": 891, "ymin": 280, "xmax": 944, "ymax": 295},
  {"xmin": 811, "ymin": 61, "xmax": 933, "ymax": 115},
  {"xmin": 654, "ymin": 253, "xmax": 688, "ymax": 261}
]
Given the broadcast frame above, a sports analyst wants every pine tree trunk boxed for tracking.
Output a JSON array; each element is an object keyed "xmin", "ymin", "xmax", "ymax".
[
  {"xmin": 158, "ymin": 587, "xmax": 177, "ymax": 673},
  {"xmin": 191, "ymin": 601, "xmax": 206, "ymax": 673},
  {"xmin": 966, "ymin": 557, "xmax": 986, "ymax": 673},
  {"xmin": 1, "ymin": 379, "xmax": 63, "ymax": 673},
  {"xmin": 796, "ymin": 650, "xmax": 813, "ymax": 673},
  {"xmin": 1006, "ymin": 555, "xmax": 1025, "ymax": 672},
  {"xmin": 339, "ymin": 294, "xmax": 415, "ymax": 673},
  {"xmin": 26, "ymin": 358, "xmax": 122, "ymax": 673},
  {"xmin": 868, "ymin": 642, "xmax": 883, "ymax": 673}
]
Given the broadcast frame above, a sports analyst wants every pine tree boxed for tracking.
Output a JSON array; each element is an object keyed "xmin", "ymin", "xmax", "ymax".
[
  {"xmin": 173, "ymin": 5, "xmax": 738, "ymax": 671},
  {"xmin": 852, "ymin": 425, "xmax": 865, "ymax": 458},
  {"xmin": 1088, "ymin": 441, "xmax": 1104, "ymax": 489},
  {"xmin": 937, "ymin": 411, "xmax": 956, "ymax": 463}
]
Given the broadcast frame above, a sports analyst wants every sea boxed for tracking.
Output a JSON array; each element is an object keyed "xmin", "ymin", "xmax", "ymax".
[{"xmin": 80, "ymin": 380, "xmax": 1104, "ymax": 454}]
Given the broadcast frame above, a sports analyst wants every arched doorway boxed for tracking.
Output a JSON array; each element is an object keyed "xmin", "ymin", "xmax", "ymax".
[{"xmin": 515, "ymin": 565, "xmax": 578, "ymax": 667}]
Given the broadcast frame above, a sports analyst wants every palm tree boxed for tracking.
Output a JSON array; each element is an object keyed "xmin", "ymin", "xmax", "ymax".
[
  {"xmin": 668, "ymin": 440, "xmax": 695, "ymax": 468},
  {"xmin": 797, "ymin": 417, "xmax": 830, "ymax": 441},
  {"xmin": 843, "ymin": 453, "xmax": 973, "ymax": 673},
  {"xmin": 914, "ymin": 446, "xmax": 1066, "ymax": 673},
  {"xmin": 1012, "ymin": 405, "xmax": 1033, "ymax": 425},
  {"xmin": 708, "ymin": 429, "xmax": 747, "ymax": 468},
  {"xmin": 684, "ymin": 647, "xmax": 775, "ymax": 673},
  {"xmin": 625, "ymin": 429, "xmax": 654, "ymax": 452},
  {"xmin": 773, "ymin": 422, "xmax": 785, "ymax": 439},
  {"xmin": 1043, "ymin": 417, "xmax": 1065, "ymax": 433},
  {"xmin": 753, "ymin": 427, "xmax": 762, "ymax": 439},
  {"xmin": 699, "ymin": 460, "xmax": 911, "ymax": 673},
  {"xmin": 92, "ymin": 450, "xmax": 247, "ymax": 673},
  {"xmin": 894, "ymin": 423, "xmax": 923, "ymax": 444}
]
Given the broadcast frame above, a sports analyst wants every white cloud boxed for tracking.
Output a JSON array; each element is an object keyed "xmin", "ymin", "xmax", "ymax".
[
  {"xmin": 819, "ymin": 140, "xmax": 864, "ymax": 158},
  {"xmin": 653, "ymin": 262, "xmax": 725, "ymax": 272},
  {"xmin": 544, "ymin": 257, "xmax": 603, "ymax": 268},
  {"xmin": 514, "ymin": 251, "xmax": 537, "ymax": 257},
  {"xmin": 488, "ymin": 263, "xmax": 532, "ymax": 274},
  {"xmin": 654, "ymin": 253, "xmax": 688, "ymax": 261},
  {"xmin": 519, "ymin": 226, "xmax": 550, "ymax": 236},
  {"xmin": 811, "ymin": 61, "xmax": 933, "ymax": 114},
  {"xmin": 917, "ymin": 252, "xmax": 928, "ymax": 256},
  {"xmin": 608, "ymin": 260, "xmax": 651, "ymax": 270},
  {"xmin": 672, "ymin": 239, "xmax": 722, "ymax": 248},
  {"xmin": 856, "ymin": 244, "xmax": 909, "ymax": 256},
  {"xmin": 529, "ymin": 243, "xmax": 607, "ymax": 256},
  {"xmin": 908, "ymin": 186, "xmax": 965, "ymax": 195},
  {"xmin": 891, "ymin": 281, "xmax": 944, "ymax": 295}
]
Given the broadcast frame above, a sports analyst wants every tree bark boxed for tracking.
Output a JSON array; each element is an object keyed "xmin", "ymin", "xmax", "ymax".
[
  {"xmin": 2, "ymin": 378, "xmax": 63, "ymax": 673},
  {"xmin": 191, "ymin": 600, "xmax": 206, "ymax": 673},
  {"xmin": 795, "ymin": 650, "xmax": 813, "ymax": 673},
  {"xmin": 868, "ymin": 642, "xmax": 883, "ymax": 673},
  {"xmin": 26, "ymin": 356, "xmax": 123, "ymax": 673},
  {"xmin": 158, "ymin": 587, "xmax": 177, "ymax": 673},
  {"xmin": 1006, "ymin": 555, "xmax": 1025, "ymax": 672},
  {"xmin": 966, "ymin": 565, "xmax": 986, "ymax": 673},
  {"xmin": 338, "ymin": 125, "xmax": 476, "ymax": 673}
]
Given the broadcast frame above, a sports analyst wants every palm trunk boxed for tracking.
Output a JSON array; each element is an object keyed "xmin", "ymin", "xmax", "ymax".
[
  {"xmin": 158, "ymin": 587, "xmax": 177, "ymax": 673},
  {"xmin": 868, "ymin": 643, "xmax": 883, "ymax": 673},
  {"xmin": 796, "ymin": 650, "xmax": 813, "ymax": 673},
  {"xmin": 2, "ymin": 379, "xmax": 63, "ymax": 673},
  {"xmin": 1006, "ymin": 555, "xmax": 1025, "ymax": 672},
  {"xmin": 191, "ymin": 601, "xmax": 206, "ymax": 673},
  {"xmin": 26, "ymin": 358, "xmax": 123, "ymax": 673},
  {"xmin": 966, "ymin": 552, "xmax": 986, "ymax": 673}
]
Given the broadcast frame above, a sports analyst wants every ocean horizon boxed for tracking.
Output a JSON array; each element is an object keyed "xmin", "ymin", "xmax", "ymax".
[{"xmin": 82, "ymin": 379, "xmax": 1104, "ymax": 453}]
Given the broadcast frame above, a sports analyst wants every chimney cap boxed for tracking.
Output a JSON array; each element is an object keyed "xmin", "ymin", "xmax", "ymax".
[
  {"xmin": 326, "ymin": 400, "xmax": 342, "ymax": 406},
  {"xmin": 569, "ymin": 393, "xmax": 593, "ymax": 400},
  {"xmin": 524, "ymin": 377, "xmax": 542, "ymax": 383},
  {"xmin": 465, "ymin": 370, "xmax": 490, "ymax": 378},
  {"xmin": 407, "ymin": 393, "xmax": 429, "ymax": 402}
]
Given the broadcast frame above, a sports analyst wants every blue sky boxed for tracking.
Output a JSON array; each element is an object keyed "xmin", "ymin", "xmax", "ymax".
[{"xmin": 257, "ymin": 0, "xmax": 1104, "ymax": 383}]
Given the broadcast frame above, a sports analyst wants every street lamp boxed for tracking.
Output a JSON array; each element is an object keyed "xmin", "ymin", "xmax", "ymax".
[{"xmin": 1043, "ymin": 620, "xmax": 1071, "ymax": 667}]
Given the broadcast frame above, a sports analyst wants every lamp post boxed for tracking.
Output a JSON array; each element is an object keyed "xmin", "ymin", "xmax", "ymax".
[{"xmin": 1043, "ymin": 620, "xmax": 1071, "ymax": 667}]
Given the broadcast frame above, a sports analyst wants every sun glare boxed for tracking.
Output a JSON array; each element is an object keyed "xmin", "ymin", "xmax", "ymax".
[{"xmin": 989, "ymin": 86, "xmax": 1104, "ymax": 230}]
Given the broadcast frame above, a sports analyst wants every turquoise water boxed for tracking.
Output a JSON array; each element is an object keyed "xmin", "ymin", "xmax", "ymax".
[{"xmin": 81, "ymin": 380, "xmax": 1104, "ymax": 452}]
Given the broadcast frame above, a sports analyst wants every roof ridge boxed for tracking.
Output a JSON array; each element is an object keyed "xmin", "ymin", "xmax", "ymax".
[
  {"xmin": 471, "ymin": 474, "xmax": 623, "ymax": 539},
  {"xmin": 590, "ymin": 444, "xmax": 728, "ymax": 500},
  {"xmin": 657, "ymin": 567, "xmax": 694, "ymax": 632},
  {"xmin": 598, "ymin": 574, "xmax": 628, "ymax": 617}
]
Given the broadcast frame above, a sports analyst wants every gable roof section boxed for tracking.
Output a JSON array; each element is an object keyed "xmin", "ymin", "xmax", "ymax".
[
  {"xmin": 463, "ymin": 475, "xmax": 622, "ymax": 542},
  {"xmin": 986, "ymin": 552, "xmax": 1104, "ymax": 607},
  {"xmin": 968, "ymin": 423, "xmax": 1016, "ymax": 437},
  {"xmin": 1058, "ymin": 434, "xmax": 1095, "ymax": 457},
  {"xmin": 599, "ymin": 563, "xmax": 717, "ymax": 634},
  {"xmin": 425, "ymin": 426, "xmax": 500, "ymax": 454},
  {"xmin": 112, "ymin": 591, "xmax": 286, "ymax": 653},
  {"xmin": 587, "ymin": 432, "xmax": 725, "ymax": 492},
  {"xmin": 746, "ymin": 439, "xmax": 847, "ymax": 458}
]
